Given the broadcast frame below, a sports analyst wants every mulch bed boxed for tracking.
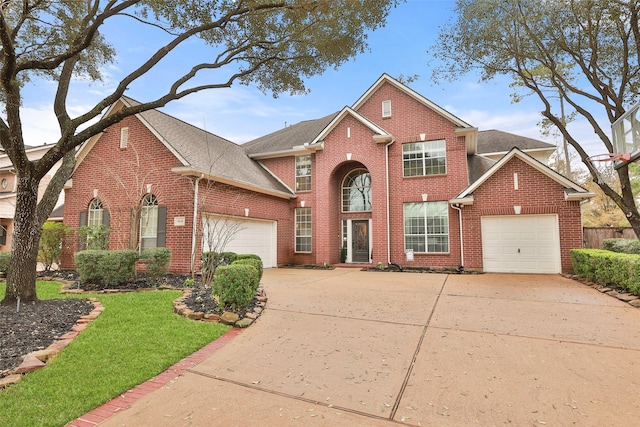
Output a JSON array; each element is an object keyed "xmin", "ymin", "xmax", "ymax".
[{"xmin": 0, "ymin": 298, "xmax": 94, "ymax": 374}]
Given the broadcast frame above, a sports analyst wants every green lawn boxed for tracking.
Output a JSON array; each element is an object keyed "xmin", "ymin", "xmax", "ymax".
[{"xmin": 0, "ymin": 281, "xmax": 230, "ymax": 427}]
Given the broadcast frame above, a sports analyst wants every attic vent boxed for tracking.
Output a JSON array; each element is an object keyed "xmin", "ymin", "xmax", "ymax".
[
  {"xmin": 382, "ymin": 100, "xmax": 392, "ymax": 118},
  {"xmin": 120, "ymin": 127, "xmax": 129, "ymax": 149}
]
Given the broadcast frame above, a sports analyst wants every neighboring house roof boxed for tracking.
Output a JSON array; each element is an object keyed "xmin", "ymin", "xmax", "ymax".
[
  {"xmin": 75, "ymin": 96, "xmax": 294, "ymax": 200},
  {"xmin": 243, "ymin": 112, "xmax": 339, "ymax": 157},
  {"xmin": 452, "ymin": 147, "xmax": 595, "ymax": 205},
  {"xmin": 477, "ymin": 130, "xmax": 555, "ymax": 157},
  {"xmin": 49, "ymin": 204, "xmax": 64, "ymax": 221}
]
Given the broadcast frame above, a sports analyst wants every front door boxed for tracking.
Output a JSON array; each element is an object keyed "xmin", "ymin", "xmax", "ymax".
[{"xmin": 352, "ymin": 220, "xmax": 369, "ymax": 263}]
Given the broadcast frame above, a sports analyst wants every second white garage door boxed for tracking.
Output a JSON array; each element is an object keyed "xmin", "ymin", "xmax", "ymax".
[
  {"xmin": 481, "ymin": 214, "xmax": 561, "ymax": 274},
  {"xmin": 202, "ymin": 215, "xmax": 277, "ymax": 268}
]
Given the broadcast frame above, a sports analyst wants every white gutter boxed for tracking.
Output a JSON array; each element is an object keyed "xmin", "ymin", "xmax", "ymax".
[
  {"xmin": 451, "ymin": 204, "xmax": 464, "ymax": 268},
  {"xmin": 191, "ymin": 175, "xmax": 203, "ymax": 275},
  {"xmin": 384, "ymin": 137, "xmax": 395, "ymax": 265}
]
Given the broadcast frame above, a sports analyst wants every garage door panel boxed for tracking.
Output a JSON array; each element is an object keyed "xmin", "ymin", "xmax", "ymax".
[
  {"xmin": 481, "ymin": 215, "xmax": 560, "ymax": 274},
  {"xmin": 203, "ymin": 215, "xmax": 277, "ymax": 268}
]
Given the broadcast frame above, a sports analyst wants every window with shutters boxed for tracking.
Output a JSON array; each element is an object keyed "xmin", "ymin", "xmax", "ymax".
[{"xmin": 140, "ymin": 194, "xmax": 158, "ymax": 251}]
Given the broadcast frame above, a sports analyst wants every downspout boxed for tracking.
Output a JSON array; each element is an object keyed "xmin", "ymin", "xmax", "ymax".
[
  {"xmin": 451, "ymin": 204, "xmax": 464, "ymax": 268},
  {"xmin": 385, "ymin": 139, "xmax": 395, "ymax": 265},
  {"xmin": 191, "ymin": 175, "xmax": 204, "ymax": 275}
]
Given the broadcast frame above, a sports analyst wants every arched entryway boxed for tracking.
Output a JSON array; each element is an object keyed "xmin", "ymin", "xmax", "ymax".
[{"xmin": 339, "ymin": 167, "xmax": 373, "ymax": 264}]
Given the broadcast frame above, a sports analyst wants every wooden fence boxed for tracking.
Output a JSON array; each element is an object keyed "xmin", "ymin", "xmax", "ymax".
[{"xmin": 582, "ymin": 227, "xmax": 637, "ymax": 249}]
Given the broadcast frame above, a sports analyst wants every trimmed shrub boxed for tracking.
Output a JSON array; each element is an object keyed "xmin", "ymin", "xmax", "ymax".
[
  {"xmin": 38, "ymin": 221, "xmax": 70, "ymax": 271},
  {"xmin": 142, "ymin": 247, "xmax": 172, "ymax": 285},
  {"xmin": 571, "ymin": 249, "xmax": 640, "ymax": 294},
  {"xmin": 201, "ymin": 251, "xmax": 237, "ymax": 285},
  {"xmin": 0, "ymin": 252, "xmax": 10, "ymax": 275},
  {"xmin": 601, "ymin": 238, "xmax": 640, "ymax": 254},
  {"xmin": 236, "ymin": 253, "xmax": 260, "ymax": 261},
  {"xmin": 213, "ymin": 264, "xmax": 259, "ymax": 309},
  {"xmin": 232, "ymin": 257, "xmax": 263, "ymax": 285},
  {"xmin": 75, "ymin": 250, "xmax": 139, "ymax": 286}
]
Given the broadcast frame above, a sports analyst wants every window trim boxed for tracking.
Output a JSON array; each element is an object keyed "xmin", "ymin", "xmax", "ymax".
[
  {"xmin": 382, "ymin": 100, "xmax": 392, "ymax": 118},
  {"xmin": 403, "ymin": 201, "xmax": 450, "ymax": 254},
  {"xmin": 341, "ymin": 169, "xmax": 372, "ymax": 213},
  {"xmin": 294, "ymin": 207, "xmax": 312, "ymax": 253},
  {"xmin": 120, "ymin": 127, "xmax": 129, "ymax": 149},
  {"xmin": 295, "ymin": 155, "xmax": 312, "ymax": 192},
  {"xmin": 402, "ymin": 140, "xmax": 447, "ymax": 177}
]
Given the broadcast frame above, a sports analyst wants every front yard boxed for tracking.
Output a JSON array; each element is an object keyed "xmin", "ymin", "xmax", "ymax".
[{"xmin": 0, "ymin": 281, "xmax": 229, "ymax": 427}]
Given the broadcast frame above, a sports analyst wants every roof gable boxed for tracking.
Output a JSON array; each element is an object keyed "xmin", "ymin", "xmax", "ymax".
[
  {"xmin": 452, "ymin": 147, "xmax": 594, "ymax": 203},
  {"xmin": 75, "ymin": 97, "xmax": 294, "ymax": 199},
  {"xmin": 309, "ymin": 106, "xmax": 391, "ymax": 145},
  {"xmin": 351, "ymin": 74, "xmax": 473, "ymax": 129}
]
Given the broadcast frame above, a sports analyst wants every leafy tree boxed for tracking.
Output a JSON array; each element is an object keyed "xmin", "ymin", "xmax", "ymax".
[
  {"xmin": 431, "ymin": 0, "xmax": 640, "ymax": 235},
  {"xmin": 38, "ymin": 221, "xmax": 70, "ymax": 272},
  {"xmin": 0, "ymin": 0, "xmax": 400, "ymax": 304}
]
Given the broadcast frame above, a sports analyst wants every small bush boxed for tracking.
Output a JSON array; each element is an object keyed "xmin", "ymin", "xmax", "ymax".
[
  {"xmin": 77, "ymin": 224, "xmax": 111, "ymax": 251},
  {"xmin": 236, "ymin": 253, "xmax": 260, "ymax": 261},
  {"xmin": 571, "ymin": 248, "xmax": 640, "ymax": 294},
  {"xmin": 0, "ymin": 252, "xmax": 10, "ymax": 275},
  {"xmin": 142, "ymin": 247, "xmax": 172, "ymax": 285},
  {"xmin": 213, "ymin": 264, "xmax": 258, "ymax": 309},
  {"xmin": 201, "ymin": 251, "xmax": 237, "ymax": 285},
  {"xmin": 38, "ymin": 221, "xmax": 70, "ymax": 271},
  {"xmin": 232, "ymin": 257, "xmax": 263, "ymax": 285},
  {"xmin": 601, "ymin": 238, "xmax": 640, "ymax": 254},
  {"xmin": 75, "ymin": 250, "xmax": 139, "ymax": 286}
]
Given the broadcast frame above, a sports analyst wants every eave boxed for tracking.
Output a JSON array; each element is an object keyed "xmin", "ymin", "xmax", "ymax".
[{"xmin": 171, "ymin": 166, "xmax": 295, "ymax": 200}]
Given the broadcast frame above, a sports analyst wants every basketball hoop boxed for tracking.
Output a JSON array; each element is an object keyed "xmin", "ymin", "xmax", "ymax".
[{"xmin": 586, "ymin": 153, "xmax": 631, "ymax": 165}]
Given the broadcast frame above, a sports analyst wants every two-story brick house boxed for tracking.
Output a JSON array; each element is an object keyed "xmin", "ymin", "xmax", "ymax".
[{"xmin": 60, "ymin": 74, "xmax": 593, "ymax": 274}]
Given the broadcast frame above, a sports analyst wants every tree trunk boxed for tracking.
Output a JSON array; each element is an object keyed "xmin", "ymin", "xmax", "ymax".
[{"xmin": 1, "ymin": 175, "xmax": 42, "ymax": 305}]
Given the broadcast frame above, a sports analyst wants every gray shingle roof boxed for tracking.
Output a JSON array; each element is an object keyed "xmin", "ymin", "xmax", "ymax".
[
  {"xmin": 477, "ymin": 129, "xmax": 554, "ymax": 154},
  {"xmin": 243, "ymin": 112, "xmax": 339, "ymax": 155},
  {"xmin": 122, "ymin": 97, "xmax": 292, "ymax": 197},
  {"xmin": 467, "ymin": 155, "xmax": 496, "ymax": 185}
]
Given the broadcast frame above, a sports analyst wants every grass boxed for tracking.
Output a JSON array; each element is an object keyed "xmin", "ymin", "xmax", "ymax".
[{"xmin": 0, "ymin": 281, "xmax": 230, "ymax": 427}]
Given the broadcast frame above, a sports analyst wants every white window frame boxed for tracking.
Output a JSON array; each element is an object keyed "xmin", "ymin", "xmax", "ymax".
[
  {"xmin": 120, "ymin": 127, "xmax": 129, "ymax": 149},
  {"xmin": 140, "ymin": 194, "xmax": 158, "ymax": 251},
  {"xmin": 402, "ymin": 140, "xmax": 447, "ymax": 177},
  {"xmin": 341, "ymin": 169, "xmax": 372, "ymax": 212},
  {"xmin": 403, "ymin": 201, "xmax": 449, "ymax": 253},
  {"xmin": 88, "ymin": 198, "xmax": 103, "ymax": 227},
  {"xmin": 382, "ymin": 100, "xmax": 392, "ymax": 118},
  {"xmin": 294, "ymin": 207, "xmax": 312, "ymax": 253},
  {"xmin": 295, "ymin": 155, "xmax": 311, "ymax": 192}
]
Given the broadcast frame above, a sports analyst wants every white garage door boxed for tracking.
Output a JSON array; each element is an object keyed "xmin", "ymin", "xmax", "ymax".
[
  {"xmin": 202, "ymin": 215, "xmax": 277, "ymax": 268},
  {"xmin": 481, "ymin": 215, "xmax": 561, "ymax": 274}
]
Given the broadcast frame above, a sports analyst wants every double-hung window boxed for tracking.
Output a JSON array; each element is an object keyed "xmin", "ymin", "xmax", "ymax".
[
  {"xmin": 402, "ymin": 140, "xmax": 446, "ymax": 176},
  {"xmin": 295, "ymin": 155, "xmax": 311, "ymax": 192},
  {"xmin": 295, "ymin": 207, "xmax": 312, "ymax": 252},
  {"xmin": 404, "ymin": 201, "xmax": 449, "ymax": 253},
  {"xmin": 140, "ymin": 194, "xmax": 159, "ymax": 251},
  {"xmin": 88, "ymin": 198, "xmax": 104, "ymax": 227}
]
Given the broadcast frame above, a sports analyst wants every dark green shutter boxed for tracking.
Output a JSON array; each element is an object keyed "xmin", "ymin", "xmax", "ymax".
[
  {"xmin": 130, "ymin": 208, "xmax": 139, "ymax": 251},
  {"xmin": 78, "ymin": 211, "xmax": 87, "ymax": 250},
  {"xmin": 157, "ymin": 206, "xmax": 167, "ymax": 247}
]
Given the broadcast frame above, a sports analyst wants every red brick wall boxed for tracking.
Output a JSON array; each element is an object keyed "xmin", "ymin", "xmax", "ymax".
[
  {"xmin": 61, "ymin": 115, "xmax": 292, "ymax": 274},
  {"xmin": 461, "ymin": 157, "xmax": 583, "ymax": 272}
]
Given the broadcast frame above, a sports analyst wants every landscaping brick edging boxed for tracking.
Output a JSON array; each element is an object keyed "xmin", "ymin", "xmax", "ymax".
[
  {"xmin": 0, "ymin": 298, "xmax": 104, "ymax": 390},
  {"xmin": 565, "ymin": 274, "xmax": 640, "ymax": 308},
  {"xmin": 172, "ymin": 284, "xmax": 268, "ymax": 328}
]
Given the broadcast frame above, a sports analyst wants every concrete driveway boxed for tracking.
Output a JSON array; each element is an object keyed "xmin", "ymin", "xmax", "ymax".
[{"xmin": 96, "ymin": 268, "xmax": 640, "ymax": 426}]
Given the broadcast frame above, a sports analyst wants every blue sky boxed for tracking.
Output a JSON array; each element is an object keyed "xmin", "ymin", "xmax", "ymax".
[{"xmin": 18, "ymin": 0, "xmax": 605, "ymax": 156}]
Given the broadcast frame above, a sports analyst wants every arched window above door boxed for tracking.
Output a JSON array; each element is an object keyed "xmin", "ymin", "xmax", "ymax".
[{"xmin": 342, "ymin": 169, "xmax": 372, "ymax": 212}]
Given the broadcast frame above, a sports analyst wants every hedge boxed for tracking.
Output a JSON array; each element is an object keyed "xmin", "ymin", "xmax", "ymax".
[
  {"xmin": 213, "ymin": 264, "xmax": 259, "ymax": 309},
  {"xmin": 232, "ymin": 257, "xmax": 263, "ymax": 284},
  {"xmin": 601, "ymin": 238, "xmax": 640, "ymax": 254},
  {"xmin": 75, "ymin": 250, "xmax": 139, "ymax": 287},
  {"xmin": 571, "ymin": 248, "xmax": 640, "ymax": 295},
  {"xmin": 141, "ymin": 247, "xmax": 172, "ymax": 285}
]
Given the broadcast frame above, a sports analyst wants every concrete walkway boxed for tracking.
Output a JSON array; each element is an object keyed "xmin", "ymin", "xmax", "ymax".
[{"xmin": 86, "ymin": 269, "xmax": 640, "ymax": 426}]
